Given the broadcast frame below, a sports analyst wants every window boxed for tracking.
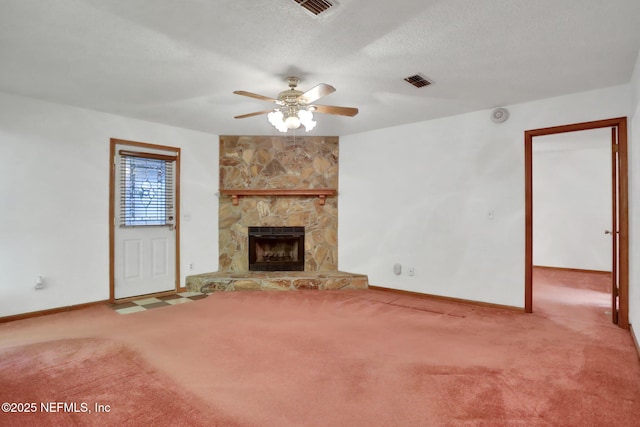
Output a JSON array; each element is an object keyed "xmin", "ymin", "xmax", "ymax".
[{"xmin": 119, "ymin": 150, "xmax": 175, "ymax": 227}]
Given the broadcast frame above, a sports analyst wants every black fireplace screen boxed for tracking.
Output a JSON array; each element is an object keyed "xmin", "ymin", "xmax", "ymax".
[{"xmin": 248, "ymin": 226, "xmax": 305, "ymax": 271}]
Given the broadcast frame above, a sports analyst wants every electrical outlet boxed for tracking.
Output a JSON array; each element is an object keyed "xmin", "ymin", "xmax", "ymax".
[
  {"xmin": 408, "ymin": 267, "xmax": 415, "ymax": 276},
  {"xmin": 189, "ymin": 263, "xmax": 194, "ymax": 271}
]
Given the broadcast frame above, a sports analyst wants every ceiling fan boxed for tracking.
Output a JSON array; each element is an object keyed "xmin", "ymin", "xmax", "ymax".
[{"xmin": 233, "ymin": 76, "xmax": 358, "ymax": 133}]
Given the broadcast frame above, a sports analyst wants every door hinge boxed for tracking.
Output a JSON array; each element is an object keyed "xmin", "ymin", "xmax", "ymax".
[{"xmin": 613, "ymin": 143, "xmax": 619, "ymax": 153}]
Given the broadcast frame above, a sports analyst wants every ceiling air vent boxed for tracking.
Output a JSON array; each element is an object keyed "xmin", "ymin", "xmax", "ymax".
[
  {"xmin": 404, "ymin": 74, "xmax": 432, "ymax": 88},
  {"xmin": 292, "ymin": 0, "xmax": 334, "ymax": 16}
]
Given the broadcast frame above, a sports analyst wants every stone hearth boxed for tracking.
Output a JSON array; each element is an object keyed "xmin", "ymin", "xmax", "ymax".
[{"xmin": 186, "ymin": 271, "xmax": 368, "ymax": 293}]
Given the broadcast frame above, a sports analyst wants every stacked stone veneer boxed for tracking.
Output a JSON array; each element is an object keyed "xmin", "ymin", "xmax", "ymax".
[{"xmin": 218, "ymin": 135, "xmax": 339, "ymax": 272}]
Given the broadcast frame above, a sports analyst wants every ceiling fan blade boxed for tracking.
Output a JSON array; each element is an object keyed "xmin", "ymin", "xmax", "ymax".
[
  {"xmin": 233, "ymin": 90, "xmax": 278, "ymax": 103},
  {"xmin": 298, "ymin": 83, "xmax": 336, "ymax": 104},
  {"xmin": 234, "ymin": 110, "xmax": 273, "ymax": 119},
  {"xmin": 311, "ymin": 105, "xmax": 359, "ymax": 117}
]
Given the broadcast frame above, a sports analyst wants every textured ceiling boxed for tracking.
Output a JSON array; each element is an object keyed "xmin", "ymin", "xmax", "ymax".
[{"xmin": 1, "ymin": 0, "xmax": 639, "ymax": 136}]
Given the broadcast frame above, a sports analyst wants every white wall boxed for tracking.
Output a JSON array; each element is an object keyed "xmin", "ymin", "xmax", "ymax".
[
  {"xmin": 532, "ymin": 130, "xmax": 611, "ymax": 271},
  {"xmin": 1, "ymin": 74, "xmax": 636, "ymax": 319},
  {"xmin": 0, "ymin": 92, "xmax": 219, "ymax": 317},
  {"xmin": 340, "ymin": 85, "xmax": 630, "ymax": 308}
]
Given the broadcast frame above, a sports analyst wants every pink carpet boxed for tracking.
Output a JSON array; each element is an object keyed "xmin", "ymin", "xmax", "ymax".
[
  {"xmin": 1, "ymin": 269, "xmax": 639, "ymax": 426},
  {"xmin": 0, "ymin": 338, "xmax": 241, "ymax": 426}
]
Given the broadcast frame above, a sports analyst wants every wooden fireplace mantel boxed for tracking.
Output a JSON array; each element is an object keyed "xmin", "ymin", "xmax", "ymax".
[{"xmin": 220, "ymin": 188, "xmax": 337, "ymax": 206}]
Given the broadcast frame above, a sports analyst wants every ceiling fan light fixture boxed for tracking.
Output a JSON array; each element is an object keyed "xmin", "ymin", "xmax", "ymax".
[
  {"xmin": 235, "ymin": 76, "xmax": 356, "ymax": 133},
  {"xmin": 285, "ymin": 115, "xmax": 301, "ymax": 130},
  {"xmin": 268, "ymin": 107, "xmax": 316, "ymax": 133},
  {"xmin": 268, "ymin": 110, "xmax": 288, "ymax": 133},
  {"xmin": 298, "ymin": 109, "xmax": 316, "ymax": 132}
]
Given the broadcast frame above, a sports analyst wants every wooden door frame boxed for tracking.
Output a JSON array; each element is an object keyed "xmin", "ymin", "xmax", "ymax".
[
  {"xmin": 109, "ymin": 138, "xmax": 181, "ymax": 303},
  {"xmin": 524, "ymin": 117, "xmax": 628, "ymax": 329}
]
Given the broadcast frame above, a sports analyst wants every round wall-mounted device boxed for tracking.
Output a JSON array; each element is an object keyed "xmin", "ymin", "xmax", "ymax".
[{"xmin": 491, "ymin": 107, "xmax": 509, "ymax": 123}]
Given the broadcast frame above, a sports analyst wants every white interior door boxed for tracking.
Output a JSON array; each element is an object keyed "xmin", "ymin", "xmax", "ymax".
[{"xmin": 113, "ymin": 144, "xmax": 177, "ymax": 299}]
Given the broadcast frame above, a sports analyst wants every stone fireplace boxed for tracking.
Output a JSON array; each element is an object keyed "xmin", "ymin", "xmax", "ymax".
[
  {"xmin": 184, "ymin": 135, "xmax": 368, "ymax": 293},
  {"xmin": 217, "ymin": 135, "xmax": 339, "ymax": 272}
]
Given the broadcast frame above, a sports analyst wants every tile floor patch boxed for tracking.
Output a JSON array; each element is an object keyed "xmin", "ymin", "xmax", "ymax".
[
  {"xmin": 113, "ymin": 292, "xmax": 207, "ymax": 314},
  {"xmin": 158, "ymin": 294, "xmax": 183, "ymax": 301},
  {"xmin": 166, "ymin": 298, "xmax": 194, "ymax": 305},
  {"xmin": 133, "ymin": 297, "xmax": 163, "ymax": 306},
  {"xmin": 115, "ymin": 306, "xmax": 147, "ymax": 315},
  {"xmin": 144, "ymin": 302, "xmax": 171, "ymax": 309},
  {"xmin": 177, "ymin": 291, "xmax": 203, "ymax": 298}
]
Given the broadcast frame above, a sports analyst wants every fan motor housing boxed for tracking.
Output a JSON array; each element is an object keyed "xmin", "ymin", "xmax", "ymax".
[{"xmin": 278, "ymin": 89, "xmax": 304, "ymax": 105}]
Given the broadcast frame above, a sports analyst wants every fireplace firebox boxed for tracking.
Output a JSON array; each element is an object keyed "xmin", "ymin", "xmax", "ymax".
[{"xmin": 248, "ymin": 226, "xmax": 305, "ymax": 271}]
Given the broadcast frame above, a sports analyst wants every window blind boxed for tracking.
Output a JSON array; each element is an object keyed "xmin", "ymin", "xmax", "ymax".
[{"xmin": 119, "ymin": 150, "xmax": 175, "ymax": 227}]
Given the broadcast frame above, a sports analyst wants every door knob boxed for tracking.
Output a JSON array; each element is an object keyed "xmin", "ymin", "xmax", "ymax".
[{"xmin": 605, "ymin": 230, "xmax": 612, "ymax": 235}]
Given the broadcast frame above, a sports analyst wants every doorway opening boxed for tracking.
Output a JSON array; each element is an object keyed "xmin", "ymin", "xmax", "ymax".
[{"xmin": 524, "ymin": 117, "xmax": 628, "ymax": 329}]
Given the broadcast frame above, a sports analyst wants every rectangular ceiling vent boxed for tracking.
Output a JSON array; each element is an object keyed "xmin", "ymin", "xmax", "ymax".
[
  {"xmin": 404, "ymin": 74, "xmax": 432, "ymax": 88},
  {"xmin": 292, "ymin": 0, "xmax": 335, "ymax": 17}
]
